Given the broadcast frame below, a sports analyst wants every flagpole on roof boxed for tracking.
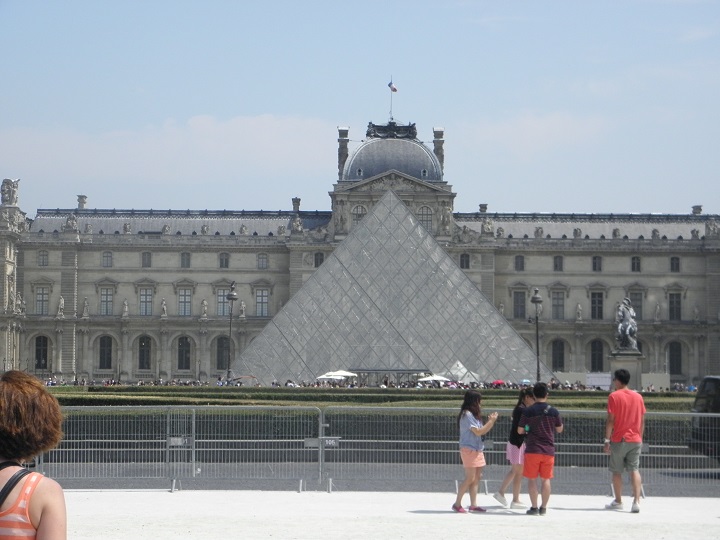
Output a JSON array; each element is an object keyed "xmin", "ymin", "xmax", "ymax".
[{"xmin": 388, "ymin": 77, "xmax": 397, "ymax": 121}]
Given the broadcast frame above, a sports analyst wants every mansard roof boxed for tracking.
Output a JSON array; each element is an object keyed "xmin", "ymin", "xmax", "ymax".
[
  {"xmin": 29, "ymin": 209, "xmax": 332, "ymax": 237},
  {"xmin": 455, "ymin": 211, "xmax": 719, "ymax": 241}
]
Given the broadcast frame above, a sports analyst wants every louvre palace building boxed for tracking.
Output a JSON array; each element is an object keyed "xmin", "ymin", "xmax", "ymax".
[{"xmin": 1, "ymin": 119, "xmax": 719, "ymax": 387}]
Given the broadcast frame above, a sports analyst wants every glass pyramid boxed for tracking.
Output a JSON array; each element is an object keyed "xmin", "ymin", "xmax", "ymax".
[{"xmin": 237, "ymin": 190, "xmax": 553, "ymax": 385}]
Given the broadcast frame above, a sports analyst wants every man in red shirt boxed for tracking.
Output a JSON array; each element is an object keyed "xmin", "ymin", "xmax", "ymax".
[{"xmin": 603, "ymin": 368, "xmax": 646, "ymax": 513}]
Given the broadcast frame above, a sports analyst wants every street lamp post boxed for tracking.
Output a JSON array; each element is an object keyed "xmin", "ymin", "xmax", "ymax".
[
  {"xmin": 530, "ymin": 287, "xmax": 543, "ymax": 383},
  {"xmin": 226, "ymin": 281, "xmax": 238, "ymax": 384}
]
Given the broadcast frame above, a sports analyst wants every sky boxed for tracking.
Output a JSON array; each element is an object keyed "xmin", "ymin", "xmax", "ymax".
[{"xmin": 1, "ymin": 0, "xmax": 719, "ymax": 217}]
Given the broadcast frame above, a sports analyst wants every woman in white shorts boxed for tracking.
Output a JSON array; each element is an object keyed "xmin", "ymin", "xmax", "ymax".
[{"xmin": 494, "ymin": 387, "xmax": 535, "ymax": 509}]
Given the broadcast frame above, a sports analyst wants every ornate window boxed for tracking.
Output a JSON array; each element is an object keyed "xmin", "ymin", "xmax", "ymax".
[
  {"xmin": 178, "ymin": 288, "xmax": 192, "ymax": 316},
  {"xmin": 669, "ymin": 292, "xmax": 682, "ymax": 321},
  {"xmin": 217, "ymin": 287, "xmax": 230, "ymax": 316},
  {"xmin": 551, "ymin": 340, "xmax": 565, "ymax": 371},
  {"xmin": 459, "ymin": 253, "xmax": 470, "ymax": 269},
  {"xmin": 99, "ymin": 336, "xmax": 113, "ymax": 370},
  {"xmin": 180, "ymin": 252, "xmax": 191, "ymax": 269},
  {"xmin": 139, "ymin": 287, "xmax": 153, "ymax": 316},
  {"xmin": 256, "ymin": 288, "xmax": 269, "ymax": 317},
  {"xmin": 35, "ymin": 287, "xmax": 50, "ymax": 316},
  {"xmin": 35, "ymin": 336, "xmax": 49, "ymax": 370},
  {"xmin": 628, "ymin": 291, "xmax": 643, "ymax": 320},
  {"xmin": 417, "ymin": 206, "xmax": 433, "ymax": 231},
  {"xmin": 512, "ymin": 290, "xmax": 526, "ymax": 320},
  {"xmin": 38, "ymin": 250, "xmax": 49, "ymax": 267},
  {"xmin": 551, "ymin": 291, "xmax": 565, "ymax": 320},
  {"xmin": 102, "ymin": 251, "xmax": 113, "ymax": 268},
  {"xmin": 514, "ymin": 255, "xmax": 525, "ymax": 272},
  {"xmin": 100, "ymin": 287, "xmax": 114, "ymax": 316},
  {"xmin": 314, "ymin": 252, "xmax": 324, "ymax": 268},
  {"xmin": 138, "ymin": 336, "xmax": 152, "ymax": 370},
  {"xmin": 219, "ymin": 252, "xmax": 230, "ymax": 269},
  {"xmin": 351, "ymin": 205, "xmax": 367, "ymax": 225},
  {"xmin": 178, "ymin": 337, "xmax": 191, "ymax": 370},
  {"xmin": 590, "ymin": 292, "xmax": 604, "ymax": 320}
]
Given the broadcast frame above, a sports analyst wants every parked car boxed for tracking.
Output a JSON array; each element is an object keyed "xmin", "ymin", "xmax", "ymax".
[{"xmin": 688, "ymin": 376, "xmax": 720, "ymax": 459}]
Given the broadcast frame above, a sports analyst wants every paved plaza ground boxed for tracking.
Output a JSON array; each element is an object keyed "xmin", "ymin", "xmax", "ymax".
[{"xmin": 66, "ymin": 490, "xmax": 718, "ymax": 539}]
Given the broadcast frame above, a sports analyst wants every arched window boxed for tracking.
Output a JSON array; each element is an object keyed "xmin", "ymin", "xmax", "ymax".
[
  {"xmin": 178, "ymin": 336, "xmax": 191, "ymax": 370},
  {"xmin": 351, "ymin": 205, "xmax": 367, "ymax": 225},
  {"xmin": 459, "ymin": 253, "xmax": 470, "ymax": 269},
  {"xmin": 551, "ymin": 340, "xmax": 565, "ymax": 371},
  {"xmin": 668, "ymin": 341, "xmax": 682, "ymax": 375},
  {"xmin": 35, "ymin": 336, "xmax": 49, "ymax": 370},
  {"xmin": 417, "ymin": 206, "xmax": 433, "ymax": 231},
  {"xmin": 99, "ymin": 336, "xmax": 113, "ymax": 370},
  {"xmin": 314, "ymin": 252, "xmax": 324, "ymax": 267},
  {"xmin": 590, "ymin": 340, "xmax": 604, "ymax": 372},
  {"xmin": 138, "ymin": 336, "xmax": 152, "ymax": 370},
  {"xmin": 217, "ymin": 336, "xmax": 231, "ymax": 371}
]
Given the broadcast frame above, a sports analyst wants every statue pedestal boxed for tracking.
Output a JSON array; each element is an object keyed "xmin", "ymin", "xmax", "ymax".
[{"xmin": 608, "ymin": 350, "xmax": 644, "ymax": 391}]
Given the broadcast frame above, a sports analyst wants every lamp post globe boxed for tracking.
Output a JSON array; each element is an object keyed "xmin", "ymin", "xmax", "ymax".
[
  {"xmin": 530, "ymin": 287, "xmax": 543, "ymax": 383},
  {"xmin": 226, "ymin": 281, "xmax": 239, "ymax": 384}
]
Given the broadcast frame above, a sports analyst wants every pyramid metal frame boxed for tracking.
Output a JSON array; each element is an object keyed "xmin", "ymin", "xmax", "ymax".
[{"xmin": 236, "ymin": 191, "xmax": 553, "ymax": 385}]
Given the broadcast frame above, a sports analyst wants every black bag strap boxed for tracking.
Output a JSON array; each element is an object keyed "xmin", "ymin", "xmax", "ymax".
[
  {"xmin": 0, "ymin": 469, "xmax": 31, "ymax": 507},
  {"xmin": 0, "ymin": 462, "xmax": 21, "ymax": 472}
]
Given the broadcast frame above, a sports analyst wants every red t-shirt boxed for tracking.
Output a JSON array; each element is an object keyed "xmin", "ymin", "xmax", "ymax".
[{"xmin": 607, "ymin": 388, "xmax": 646, "ymax": 443}]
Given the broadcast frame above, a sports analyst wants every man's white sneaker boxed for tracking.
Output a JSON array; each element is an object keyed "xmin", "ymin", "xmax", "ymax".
[
  {"xmin": 605, "ymin": 500, "xmax": 623, "ymax": 510},
  {"xmin": 510, "ymin": 501, "xmax": 528, "ymax": 509},
  {"xmin": 631, "ymin": 502, "xmax": 640, "ymax": 513}
]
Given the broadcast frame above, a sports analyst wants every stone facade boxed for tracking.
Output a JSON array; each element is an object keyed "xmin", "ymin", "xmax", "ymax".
[{"xmin": 1, "ymin": 122, "xmax": 718, "ymax": 385}]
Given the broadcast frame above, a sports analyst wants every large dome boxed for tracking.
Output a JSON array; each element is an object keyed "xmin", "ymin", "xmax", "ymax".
[{"xmin": 342, "ymin": 137, "xmax": 443, "ymax": 182}]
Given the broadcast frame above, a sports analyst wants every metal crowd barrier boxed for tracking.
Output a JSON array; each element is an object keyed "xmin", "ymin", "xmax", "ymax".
[{"xmin": 37, "ymin": 406, "xmax": 719, "ymax": 496}]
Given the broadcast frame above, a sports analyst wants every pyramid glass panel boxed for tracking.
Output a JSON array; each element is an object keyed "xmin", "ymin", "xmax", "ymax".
[{"xmin": 237, "ymin": 190, "xmax": 554, "ymax": 385}]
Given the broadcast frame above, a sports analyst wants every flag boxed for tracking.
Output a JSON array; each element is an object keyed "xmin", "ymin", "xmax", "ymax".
[{"xmin": 388, "ymin": 81, "xmax": 397, "ymax": 92}]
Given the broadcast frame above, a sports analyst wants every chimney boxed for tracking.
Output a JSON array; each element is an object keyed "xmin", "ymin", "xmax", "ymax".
[
  {"xmin": 292, "ymin": 197, "xmax": 301, "ymax": 213},
  {"xmin": 433, "ymin": 127, "xmax": 445, "ymax": 172},
  {"xmin": 692, "ymin": 205, "xmax": 702, "ymax": 215},
  {"xmin": 337, "ymin": 127, "xmax": 349, "ymax": 181},
  {"xmin": 77, "ymin": 195, "xmax": 87, "ymax": 209},
  {"xmin": 479, "ymin": 204, "xmax": 488, "ymax": 213}
]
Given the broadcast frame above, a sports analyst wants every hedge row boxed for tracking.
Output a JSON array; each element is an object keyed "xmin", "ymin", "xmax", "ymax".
[{"xmin": 49, "ymin": 385, "xmax": 696, "ymax": 411}]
